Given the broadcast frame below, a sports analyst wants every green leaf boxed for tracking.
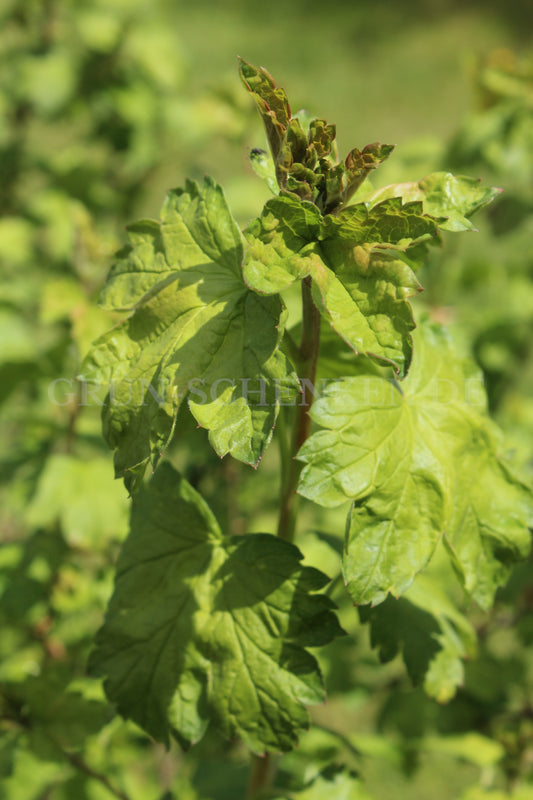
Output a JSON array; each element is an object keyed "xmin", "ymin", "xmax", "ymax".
[
  {"xmin": 243, "ymin": 195, "xmax": 322, "ymax": 294},
  {"xmin": 423, "ymin": 732, "xmax": 504, "ymax": 768},
  {"xmin": 298, "ymin": 321, "xmax": 532, "ymax": 606},
  {"xmin": 239, "ymin": 58, "xmax": 291, "ymax": 167},
  {"xmin": 359, "ymin": 573, "xmax": 477, "ymax": 702},
  {"xmin": 244, "ymin": 196, "xmax": 436, "ymax": 374},
  {"xmin": 365, "ymin": 172, "xmax": 501, "ymax": 232},
  {"xmin": 441, "ymin": 424, "xmax": 532, "ymax": 609},
  {"xmin": 25, "ymin": 455, "xmax": 129, "ymax": 548},
  {"xmin": 80, "ymin": 177, "xmax": 295, "ymax": 491},
  {"xmin": 323, "ymin": 197, "xmax": 437, "ymax": 246},
  {"xmin": 343, "ymin": 142, "xmax": 395, "ymax": 204},
  {"xmin": 249, "ymin": 147, "xmax": 279, "ymax": 195},
  {"xmin": 273, "ymin": 767, "xmax": 376, "ymax": 800},
  {"xmin": 90, "ymin": 463, "xmax": 344, "ymax": 753},
  {"xmin": 240, "ymin": 60, "xmax": 394, "ymax": 213},
  {"xmin": 6, "ymin": 675, "xmax": 111, "ymax": 759}
]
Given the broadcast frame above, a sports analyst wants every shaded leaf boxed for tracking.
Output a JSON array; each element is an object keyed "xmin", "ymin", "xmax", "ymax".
[
  {"xmin": 90, "ymin": 463, "xmax": 344, "ymax": 753},
  {"xmin": 4, "ymin": 676, "xmax": 111, "ymax": 761},
  {"xmin": 0, "ymin": 734, "xmax": 18, "ymax": 778},
  {"xmin": 359, "ymin": 573, "xmax": 477, "ymax": 702}
]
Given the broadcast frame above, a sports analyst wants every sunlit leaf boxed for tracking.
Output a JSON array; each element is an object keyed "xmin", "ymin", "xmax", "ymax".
[
  {"xmin": 81, "ymin": 177, "xmax": 295, "ymax": 491},
  {"xmin": 298, "ymin": 322, "xmax": 532, "ymax": 606},
  {"xmin": 244, "ymin": 196, "xmax": 435, "ymax": 374},
  {"xmin": 365, "ymin": 172, "xmax": 500, "ymax": 232}
]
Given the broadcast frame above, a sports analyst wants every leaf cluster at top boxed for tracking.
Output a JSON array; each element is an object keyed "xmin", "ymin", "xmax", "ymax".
[{"xmin": 239, "ymin": 58, "xmax": 394, "ymax": 213}]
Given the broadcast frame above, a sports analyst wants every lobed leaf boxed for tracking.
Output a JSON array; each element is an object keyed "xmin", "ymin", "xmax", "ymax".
[
  {"xmin": 80, "ymin": 177, "xmax": 296, "ymax": 491},
  {"xmin": 359, "ymin": 573, "xmax": 477, "ymax": 702},
  {"xmin": 244, "ymin": 196, "xmax": 436, "ymax": 375},
  {"xmin": 90, "ymin": 463, "xmax": 344, "ymax": 753},
  {"xmin": 298, "ymin": 322, "xmax": 532, "ymax": 607},
  {"xmin": 243, "ymin": 195, "xmax": 322, "ymax": 294},
  {"xmin": 365, "ymin": 172, "xmax": 501, "ymax": 232}
]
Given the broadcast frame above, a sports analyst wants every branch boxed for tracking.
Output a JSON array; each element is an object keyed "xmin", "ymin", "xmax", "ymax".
[{"xmin": 246, "ymin": 752, "xmax": 276, "ymax": 800}]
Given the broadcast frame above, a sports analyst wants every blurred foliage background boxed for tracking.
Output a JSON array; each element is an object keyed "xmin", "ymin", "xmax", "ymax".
[{"xmin": 1, "ymin": 0, "xmax": 533, "ymax": 798}]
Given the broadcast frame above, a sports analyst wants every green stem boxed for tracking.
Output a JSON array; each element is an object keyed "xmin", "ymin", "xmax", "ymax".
[
  {"xmin": 277, "ymin": 276, "xmax": 321, "ymax": 541},
  {"xmin": 277, "ymin": 404, "xmax": 290, "ymax": 490},
  {"xmin": 247, "ymin": 278, "xmax": 321, "ymax": 800}
]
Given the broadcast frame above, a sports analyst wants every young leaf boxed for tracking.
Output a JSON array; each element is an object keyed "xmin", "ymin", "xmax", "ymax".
[
  {"xmin": 90, "ymin": 463, "xmax": 344, "ymax": 753},
  {"xmin": 240, "ymin": 59, "xmax": 393, "ymax": 213},
  {"xmin": 239, "ymin": 58, "xmax": 291, "ymax": 170},
  {"xmin": 298, "ymin": 322, "xmax": 532, "ymax": 606},
  {"xmin": 364, "ymin": 172, "xmax": 501, "ymax": 232},
  {"xmin": 342, "ymin": 142, "xmax": 395, "ymax": 205},
  {"xmin": 243, "ymin": 195, "xmax": 322, "ymax": 294},
  {"xmin": 249, "ymin": 147, "xmax": 279, "ymax": 195},
  {"xmin": 80, "ymin": 177, "xmax": 296, "ymax": 491},
  {"xmin": 244, "ymin": 196, "xmax": 436, "ymax": 375}
]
